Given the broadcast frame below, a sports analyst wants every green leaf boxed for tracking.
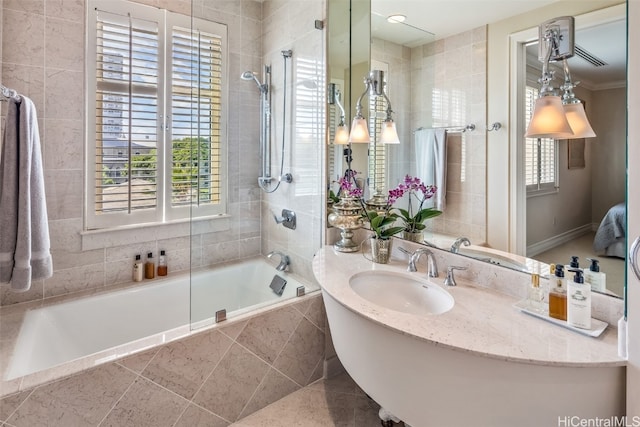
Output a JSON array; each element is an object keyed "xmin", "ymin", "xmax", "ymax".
[{"xmin": 380, "ymin": 226, "xmax": 405, "ymax": 238}]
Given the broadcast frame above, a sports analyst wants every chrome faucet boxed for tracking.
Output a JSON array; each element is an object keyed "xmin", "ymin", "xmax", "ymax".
[
  {"xmin": 267, "ymin": 251, "xmax": 290, "ymax": 271},
  {"xmin": 443, "ymin": 265, "xmax": 467, "ymax": 286},
  {"xmin": 407, "ymin": 248, "xmax": 439, "ymax": 278},
  {"xmin": 450, "ymin": 237, "xmax": 471, "ymax": 254}
]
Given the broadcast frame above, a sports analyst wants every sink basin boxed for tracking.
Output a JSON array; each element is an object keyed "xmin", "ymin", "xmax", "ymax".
[
  {"xmin": 458, "ymin": 248, "xmax": 529, "ymax": 272},
  {"xmin": 349, "ymin": 271, "xmax": 454, "ymax": 315}
]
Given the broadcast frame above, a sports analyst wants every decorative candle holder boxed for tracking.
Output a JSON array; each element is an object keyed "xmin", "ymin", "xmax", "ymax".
[{"xmin": 328, "ymin": 197, "xmax": 363, "ymax": 252}]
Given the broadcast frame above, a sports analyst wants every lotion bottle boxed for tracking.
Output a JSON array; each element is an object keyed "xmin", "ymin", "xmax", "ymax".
[
  {"xmin": 548, "ymin": 264, "xmax": 567, "ymax": 321},
  {"xmin": 133, "ymin": 254, "xmax": 143, "ymax": 282},
  {"xmin": 567, "ymin": 269, "xmax": 591, "ymax": 330},
  {"xmin": 584, "ymin": 258, "xmax": 606, "ymax": 293}
]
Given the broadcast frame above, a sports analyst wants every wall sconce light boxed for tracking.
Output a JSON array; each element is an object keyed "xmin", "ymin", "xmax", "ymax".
[
  {"xmin": 525, "ymin": 16, "xmax": 596, "ymax": 140},
  {"xmin": 328, "ymin": 83, "xmax": 350, "ymax": 145},
  {"xmin": 349, "ymin": 70, "xmax": 400, "ymax": 144}
]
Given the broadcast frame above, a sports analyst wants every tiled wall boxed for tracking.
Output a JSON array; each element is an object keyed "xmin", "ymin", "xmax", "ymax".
[
  {"xmin": 410, "ymin": 27, "xmax": 488, "ymax": 244},
  {"xmin": 0, "ymin": 293, "xmax": 326, "ymax": 426},
  {"xmin": 0, "ymin": 0, "xmax": 325, "ymax": 305}
]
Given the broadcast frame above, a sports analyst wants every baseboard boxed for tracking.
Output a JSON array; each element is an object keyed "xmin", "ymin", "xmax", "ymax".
[{"xmin": 527, "ymin": 224, "xmax": 593, "ymax": 257}]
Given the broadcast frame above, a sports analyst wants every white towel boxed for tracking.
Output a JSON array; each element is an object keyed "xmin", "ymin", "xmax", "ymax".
[
  {"xmin": 414, "ymin": 128, "xmax": 447, "ymax": 211},
  {"xmin": 0, "ymin": 95, "xmax": 53, "ymax": 291}
]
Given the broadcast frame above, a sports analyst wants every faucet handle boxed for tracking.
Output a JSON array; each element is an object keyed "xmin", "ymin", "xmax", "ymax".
[{"xmin": 443, "ymin": 265, "xmax": 467, "ymax": 287}]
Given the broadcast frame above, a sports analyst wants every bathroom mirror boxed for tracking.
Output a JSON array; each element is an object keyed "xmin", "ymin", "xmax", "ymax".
[{"xmin": 326, "ymin": 0, "xmax": 627, "ymax": 298}]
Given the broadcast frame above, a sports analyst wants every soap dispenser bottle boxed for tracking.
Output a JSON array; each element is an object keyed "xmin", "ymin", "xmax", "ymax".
[
  {"xmin": 584, "ymin": 258, "xmax": 606, "ymax": 293},
  {"xmin": 548, "ymin": 264, "xmax": 567, "ymax": 321},
  {"xmin": 567, "ymin": 269, "xmax": 591, "ymax": 330},
  {"xmin": 527, "ymin": 273, "xmax": 544, "ymax": 313},
  {"xmin": 568, "ymin": 255, "xmax": 580, "ymax": 270}
]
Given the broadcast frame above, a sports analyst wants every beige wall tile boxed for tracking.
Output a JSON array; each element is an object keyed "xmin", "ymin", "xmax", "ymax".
[
  {"xmin": 193, "ymin": 343, "xmax": 269, "ymax": 422},
  {"xmin": 44, "ymin": 69, "xmax": 83, "ymax": 120},
  {"xmin": 238, "ymin": 367, "xmax": 300, "ymax": 418},
  {"xmin": 44, "ymin": 262, "xmax": 105, "ymax": 297},
  {"xmin": 142, "ymin": 330, "xmax": 233, "ymax": 400},
  {"xmin": 43, "ymin": 119, "xmax": 83, "ymax": 170},
  {"xmin": 7, "ymin": 364, "xmax": 135, "ymax": 426},
  {"xmin": 44, "ymin": 169, "xmax": 83, "ymax": 220},
  {"xmin": 101, "ymin": 376, "xmax": 189, "ymax": 427},
  {"xmin": 44, "ymin": 0, "xmax": 84, "ymax": 22},
  {"xmin": 45, "ymin": 17, "xmax": 83, "ymax": 71},
  {"xmin": 2, "ymin": 9, "xmax": 44, "ymax": 66},
  {"xmin": 273, "ymin": 317, "xmax": 324, "ymax": 386},
  {"xmin": 3, "ymin": 0, "xmax": 43, "ymax": 14},
  {"xmin": 1, "ymin": 63, "xmax": 45, "ymax": 113},
  {"xmin": 236, "ymin": 305, "xmax": 302, "ymax": 364},
  {"xmin": 174, "ymin": 403, "xmax": 229, "ymax": 427}
]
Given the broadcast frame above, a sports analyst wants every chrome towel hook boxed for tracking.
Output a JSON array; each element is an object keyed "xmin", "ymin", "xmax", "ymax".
[{"xmin": 487, "ymin": 122, "xmax": 502, "ymax": 132}]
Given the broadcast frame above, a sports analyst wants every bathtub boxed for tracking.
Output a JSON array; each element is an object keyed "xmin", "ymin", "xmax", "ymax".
[{"xmin": 4, "ymin": 257, "xmax": 309, "ymax": 381}]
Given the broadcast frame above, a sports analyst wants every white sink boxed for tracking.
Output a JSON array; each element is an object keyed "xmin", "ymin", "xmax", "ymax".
[
  {"xmin": 458, "ymin": 248, "xmax": 529, "ymax": 272},
  {"xmin": 349, "ymin": 271, "xmax": 454, "ymax": 315}
]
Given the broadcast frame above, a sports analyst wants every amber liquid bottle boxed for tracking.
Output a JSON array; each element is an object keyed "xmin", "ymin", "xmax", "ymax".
[
  {"xmin": 157, "ymin": 250, "xmax": 167, "ymax": 277},
  {"xmin": 549, "ymin": 264, "xmax": 567, "ymax": 321},
  {"xmin": 145, "ymin": 252, "xmax": 155, "ymax": 279}
]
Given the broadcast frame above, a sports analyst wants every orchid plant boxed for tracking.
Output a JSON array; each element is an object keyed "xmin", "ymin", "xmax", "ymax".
[
  {"xmin": 363, "ymin": 192, "xmax": 404, "ymax": 240},
  {"xmin": 333, "ymin": 169, "xmax": 363, "ymax": 199},
  {"xmin": 390, "ymin": 175, "xmax": 442, "ymax": 233}
]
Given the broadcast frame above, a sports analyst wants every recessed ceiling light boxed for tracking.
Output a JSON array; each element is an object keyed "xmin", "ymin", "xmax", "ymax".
[{"xmin": 387, "ymin": 14, "xmax": 406, "ymax": 24}]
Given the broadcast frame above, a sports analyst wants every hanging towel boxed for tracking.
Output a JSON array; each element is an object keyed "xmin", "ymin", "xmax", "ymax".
[
  {"xmin": 0, "ymin": 95, "xmax": 53, "ymax": 291},
  {"xmin": 414, "ymin": 128, "xmax": 447, "ymax": 211}
]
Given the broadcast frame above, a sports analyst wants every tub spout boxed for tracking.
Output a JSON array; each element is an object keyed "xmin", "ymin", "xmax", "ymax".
[{"xmin": 267, "ymin": 251, "xmax": 290, "ymax": 271}]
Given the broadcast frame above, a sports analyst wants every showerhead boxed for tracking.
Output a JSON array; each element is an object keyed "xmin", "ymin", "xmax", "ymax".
[{"xmin": 241, "ymin": 71, "xmax": 267, "ymax": 93}]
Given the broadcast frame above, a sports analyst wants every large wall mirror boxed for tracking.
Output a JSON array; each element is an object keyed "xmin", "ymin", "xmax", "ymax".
[{"xmin": 327, "ymin": 0, "xmax": 627, "ymax": 299}]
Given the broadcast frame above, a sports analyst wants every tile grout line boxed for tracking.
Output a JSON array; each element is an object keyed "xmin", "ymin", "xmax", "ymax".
[
  {"xmin": 2, "ymin": 388, "xmax": 36, "ymax": 424},
  {"xmin": 95, "ymin": 371, "xmax": 139, "ymax": 427}
]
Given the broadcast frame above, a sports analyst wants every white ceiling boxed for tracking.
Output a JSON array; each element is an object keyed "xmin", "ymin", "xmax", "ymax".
[{"xmin": 369, "ymin": 0, "xmax": 627, "ymax": 87}]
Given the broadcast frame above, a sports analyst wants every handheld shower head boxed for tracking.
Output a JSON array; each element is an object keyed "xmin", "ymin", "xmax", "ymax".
[{"xmin": 241, "ymin": 70, "xmax": 267, "ymax": 93}]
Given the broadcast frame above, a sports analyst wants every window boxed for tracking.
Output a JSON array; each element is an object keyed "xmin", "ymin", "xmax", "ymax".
[
  {"xmin": 525, "ymin": 85, "xmax": 558, "ymax": 193},
  {"xmin": 86, "ymin": 0, "xmax": 227, "ymax": 229},
  {"xmin": 367, "ymin": 60, "xmax": 388, "ymax": 194}
]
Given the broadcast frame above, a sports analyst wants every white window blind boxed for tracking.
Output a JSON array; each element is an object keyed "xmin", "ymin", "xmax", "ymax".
[
  {"xmin": 87, "ymin": 0, "xmax": 227, "ymax": 229},
  {"xmin": 525, "ymin": 86, "xmax": 557, "ymax": 192},
  {"xmin": 368, "ymin": 94, "xmax": 386, "ymax": 193}
]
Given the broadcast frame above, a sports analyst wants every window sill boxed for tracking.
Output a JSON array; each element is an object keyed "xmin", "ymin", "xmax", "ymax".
[
  {"xmin": 526, "ymin": 188, "xmax": 559, "ymax": 199},
  {"xmin": 81, "ymin": 214, "xmax": 232, "ymax": 251}
]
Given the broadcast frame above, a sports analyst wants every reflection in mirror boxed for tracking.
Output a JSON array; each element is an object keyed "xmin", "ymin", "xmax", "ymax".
[
  {"xmin": 521, "ymin": 11, "xmax": 626, "ymax": 298},
  {"xmin": 327, "ymin": 0, "xmax": 626, "ymax": 299}
]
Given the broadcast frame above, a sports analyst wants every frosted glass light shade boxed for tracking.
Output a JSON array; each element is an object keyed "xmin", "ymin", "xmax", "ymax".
[
  {"xmin": 379, "ymin": 120, "xmax": 400, "ymax": 144},
  {"xmin": 333, "ymin": 124, "xmax": 350, "ymax": 145},
  {"xmin": 348, "ymin": 117, "xmax": 371, "ymax": 143},
  {"xmin": 525, "ymin": 96, "xmax": 574, "ymax": 138},
  {"xmin": 563, "ymin": 102, "xmax": 596, "ymax": 138}
]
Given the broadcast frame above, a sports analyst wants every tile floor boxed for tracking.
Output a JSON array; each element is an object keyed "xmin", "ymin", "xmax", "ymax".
[{"xmin": 231, "ymin": 372, "xmax": 386, "ymax": 427}]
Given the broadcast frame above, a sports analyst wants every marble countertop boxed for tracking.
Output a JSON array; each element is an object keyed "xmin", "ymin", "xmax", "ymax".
[{"xmin": 313, "ymin": 246, "xmax": 625, "ymax": 368}]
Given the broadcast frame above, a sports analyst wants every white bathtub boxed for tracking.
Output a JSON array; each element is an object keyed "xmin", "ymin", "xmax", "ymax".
[{"xmin": 5, "ymin": 257, "xmax": 308, "ymax": 381}]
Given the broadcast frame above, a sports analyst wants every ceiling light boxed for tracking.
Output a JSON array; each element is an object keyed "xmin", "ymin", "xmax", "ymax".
[{"xmin": 387, "ymin": 14, "xmax": 406, "ymax": 24}]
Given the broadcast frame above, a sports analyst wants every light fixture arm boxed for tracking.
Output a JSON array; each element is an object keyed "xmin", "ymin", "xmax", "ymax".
[
  {"xmin": 538, "ymin": 29, "xmax": 558, "ymax": 97},
  {"xmin": 561, "ymin": 59, "xmax": 581, "ymax": 104},
  {"xmin": 354, "ymin": 78, "xmax": 371, "ymax": 120}
]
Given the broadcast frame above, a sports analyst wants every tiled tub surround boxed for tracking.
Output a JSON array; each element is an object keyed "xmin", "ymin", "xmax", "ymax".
[
  {"xmin": 314, "ymin": 240, "xmax": 626, "ymax": 426},
  {"xmin": 3, "ymin": 258, "xmax": 313, "ymax": 383},
  {"xmin": 0, "ymin": 291, "xmax": 326, "ymax": 426}
]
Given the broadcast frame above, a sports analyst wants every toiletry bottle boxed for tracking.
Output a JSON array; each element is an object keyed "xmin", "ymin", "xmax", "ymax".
[
  {"xmin": 567, "ymin": 269, "xmax": 591, "ymax": 330},
  {"xmin": 157, "ymin": 250, "xmax": 168, "ymax": 277},
  {"xmin": 548, "ymin": 264, "xmax": 567, "ymax": 321},
  {"xmin": 568, "ymin": 255, "xmax": 580, "ymax": 270},
  {"xmin": 133, "ymin": 254, "xmax": 143, "ymax": 282},
  {"xmin": 145, "ymin": 252, "xmax": 155, "ymax": 279},
  {"xmin": 584, "ymin": 258, "xmax": 606, "ymax": 293},
  {"xmin": 527, "ymin": 273, "xmax": 544, "ymax": 313}
]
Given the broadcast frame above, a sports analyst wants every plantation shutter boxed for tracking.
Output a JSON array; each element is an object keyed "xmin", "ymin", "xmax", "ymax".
[
  {"xmin": 368, "ymin": 94, "xmax": 386, "ymax": 193},
  {"xmin": 525, "ymin": 85, "xmax": 557, "ymax": 192},
  {"xmin": 89, "ymin": 4, "xmax": 163, "ymax": 229},
  {"xmin": 167, "ymin": 17, "xmax": 226, "ymax": 218}
]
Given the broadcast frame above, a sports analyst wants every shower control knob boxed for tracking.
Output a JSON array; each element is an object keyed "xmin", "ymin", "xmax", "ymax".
[{"xmin": 280, "ymin": 173, "xmax": 293, "ymax": 183}]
